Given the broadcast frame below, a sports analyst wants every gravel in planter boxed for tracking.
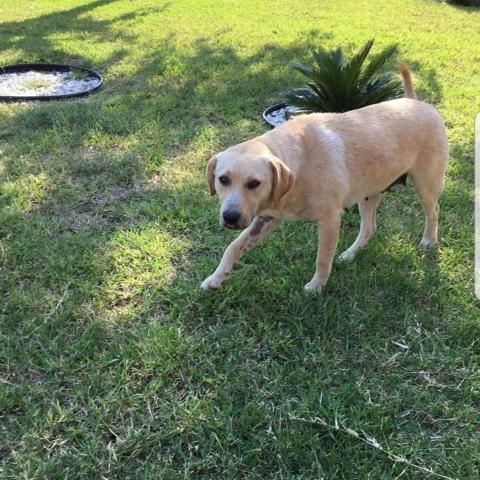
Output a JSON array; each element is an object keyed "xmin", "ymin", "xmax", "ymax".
[
  {"xmin": 264, "ymin": 105, "xmax": 302, "ymax": 127},
  {"xmin": 0, "ymin": 70, "xmax": 101, "ymax": 97}
]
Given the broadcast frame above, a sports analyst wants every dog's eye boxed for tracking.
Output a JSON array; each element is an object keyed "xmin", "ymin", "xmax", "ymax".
[
  {"xmin": 219, "ymin": 176, "xmax": 230, "ymax": 186},
  {"xmin": 247, "ymin": 179, "xmax": 261, "ymax": 190}
]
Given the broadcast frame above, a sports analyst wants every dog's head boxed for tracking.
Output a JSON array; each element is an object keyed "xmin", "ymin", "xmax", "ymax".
[{"xmin": 207, "ymin": 147, "xmax": 294, "ymax": 230}]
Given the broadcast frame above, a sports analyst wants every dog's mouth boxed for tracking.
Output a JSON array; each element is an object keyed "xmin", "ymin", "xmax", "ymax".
[
  {"xmin": 220, "ymin": 216, "xmax": 253, "ymax": 231},
  {"xmin": 223, "ymin": 222, "xmax": 243, "ymax": 230}
]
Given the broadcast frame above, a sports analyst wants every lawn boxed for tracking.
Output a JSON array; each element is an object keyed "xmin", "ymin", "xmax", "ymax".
[{"xmin": 1, "ymin": 0, "xmax": 479, "ymax": 478}]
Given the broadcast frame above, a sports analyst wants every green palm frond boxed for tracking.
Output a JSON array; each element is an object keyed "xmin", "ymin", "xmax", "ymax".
[
  {"xmin": 281, "ymin": 39, "xmax": 402, "ymax": 113},
  {"xmin": 290, "ymin": 62, "xmax": 316, "ymax": 81},
  {"xmin": 359, "ymin": 44, "xmax": 398, "ymax": 86},
  {"xmin": 343, "ymin": 39, "xmax": 374, "ymax": 94},
  {"xmin": 282, "ymin": 87, "xmax": 329, "ymax": 112}
]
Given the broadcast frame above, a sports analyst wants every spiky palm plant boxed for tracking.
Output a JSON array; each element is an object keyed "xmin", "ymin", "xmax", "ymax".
[{"xmin": 282, "ymin": 39, "xmax": 403, "ymax": 113}]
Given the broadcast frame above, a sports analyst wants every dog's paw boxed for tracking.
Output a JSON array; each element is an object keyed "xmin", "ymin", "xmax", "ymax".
[
  {"xmin": 419, "ymin": 237, "xmax": 437, "ymax": 249},
  {"xmin": 201, "ymin": 275, "xmax": 222, "ymax": 291},
  {"xmin": 304, "ymin": 277, "xmax": 323, "ymax": 294},
  {"xmin": 338, "ymin": 249, "xmax": 356, "ymax": 262}
]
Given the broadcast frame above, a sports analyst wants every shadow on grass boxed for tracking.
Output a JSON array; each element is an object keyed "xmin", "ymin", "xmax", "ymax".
[
  {"xmin": 0, "ymin": 0, "xmax": 170, "ymax": 67},
  {"xmin": 441, "ymin": 0, "xmax": 480, "ymax": 10},
  {"xmin": 407, "ymin": 60, "xmax": 444, "ymax": 104}
]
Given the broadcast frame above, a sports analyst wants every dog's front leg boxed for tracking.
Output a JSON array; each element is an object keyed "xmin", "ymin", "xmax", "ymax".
[
  {"xmin": 201, "ymin": 216, "xmax": 280, "ymax": 291},
  {"xmin": 304, "ymin": 212, "xmax": 341, "ymax": 294}
]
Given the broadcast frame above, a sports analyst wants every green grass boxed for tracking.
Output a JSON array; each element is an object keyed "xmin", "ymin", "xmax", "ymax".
[{"xmin": 1, "ymin": 0, "xmax": 479, "ymax": 478}]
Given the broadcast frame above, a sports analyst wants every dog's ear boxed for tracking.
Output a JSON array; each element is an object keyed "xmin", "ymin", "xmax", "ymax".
[
  {"xmin": 269, "ymin": 156, "xmax": 294, "ymax": 207},
  {"xmin": 206, "ymin": 156, "xmax": 217, "ymax": 196}
]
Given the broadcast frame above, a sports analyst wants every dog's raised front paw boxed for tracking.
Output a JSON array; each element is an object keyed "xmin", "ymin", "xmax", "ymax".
[{"xmin": 201, "ymin": 275, "xmax": 223, "ymax": 291}]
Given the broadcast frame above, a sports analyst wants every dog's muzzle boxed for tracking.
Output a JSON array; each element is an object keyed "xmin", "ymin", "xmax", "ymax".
[
  {"xmin": 220, "ymin": 210, "xmax": 252, "ymax": 230},
  {"xmin": 223, "ymin": 209, "xmax": 240, "ymax": 226}
]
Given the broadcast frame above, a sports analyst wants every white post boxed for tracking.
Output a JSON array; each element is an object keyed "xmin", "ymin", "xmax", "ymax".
[{"xmin": 475, "ymin": 114, "xmax": 480, "ymax": 299}]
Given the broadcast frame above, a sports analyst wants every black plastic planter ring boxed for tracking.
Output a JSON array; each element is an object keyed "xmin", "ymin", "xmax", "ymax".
[
  {"xmin": 0, "ymin": 63, "xmax": 103, "ymax": 101},
  {"xmin": 262, "ymin": 103, "xmax": 287, "ymax": 128}
]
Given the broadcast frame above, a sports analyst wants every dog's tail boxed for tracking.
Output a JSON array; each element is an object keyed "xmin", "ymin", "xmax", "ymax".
[{"xmin": 398, "ymin": 62, "xmax": 416, "ymax": 100}]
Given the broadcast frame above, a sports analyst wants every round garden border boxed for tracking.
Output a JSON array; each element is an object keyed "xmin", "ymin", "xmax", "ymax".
[{"xmin": 0, "ymin": 63, "xmax": 103, "ymax": 102}]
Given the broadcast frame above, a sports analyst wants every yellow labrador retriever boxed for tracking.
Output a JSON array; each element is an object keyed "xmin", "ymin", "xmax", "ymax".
[{"xmin": 201, "ymin": 63, "xmax": 448, "ymax": 293}]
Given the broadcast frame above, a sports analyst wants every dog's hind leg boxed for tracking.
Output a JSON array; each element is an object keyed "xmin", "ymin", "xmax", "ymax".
[
  {"xmin": 410, "ymin": 167, "xmax": 445, "ymax": 248},
  {"xmin": 201, "ymin": 216, "xmax": 280, "ymax": 291},
  {"xmin": 338, "ymin": 194, "xmax": 381, "ymax": 262}
]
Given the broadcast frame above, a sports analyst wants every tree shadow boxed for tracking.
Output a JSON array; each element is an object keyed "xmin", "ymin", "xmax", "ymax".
[
  {"xmin": 0, "ymin": 0, "xmax": 170, "ymax": 67},
  {"xmin": 442, "ymin": 0, "xmax": 480, "ymax": 10}
]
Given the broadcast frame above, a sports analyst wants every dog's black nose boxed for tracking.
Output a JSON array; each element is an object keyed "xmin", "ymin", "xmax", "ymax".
[{"xmin": 223, "ymin": 210, "xmax": 241, "ymax": 225}]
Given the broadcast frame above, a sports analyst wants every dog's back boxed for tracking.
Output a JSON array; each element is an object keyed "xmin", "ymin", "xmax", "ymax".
[
  {"xmin": 263, "ymin": 59, "xmax": 447, "ymax": 207},
  {"xmin": 316, "ymin": 98, "xmax": 447, "ymax": 203}
]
